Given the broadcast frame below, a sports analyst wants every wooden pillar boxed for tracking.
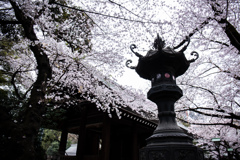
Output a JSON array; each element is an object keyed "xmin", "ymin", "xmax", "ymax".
[
  {"xmin": 76, "ymin": 107, "xmax": 87, "ymax": 160},
  {"xmin": 59, "ymin": 128, "xmax": 68, "ymax": 159},
  {"xmin": 132, "ymin": 124, "xmax": 138, "ymax": 160},
  {"xmin": 101, "ymin": 115, "xmax": 111, "ymax": 160}
]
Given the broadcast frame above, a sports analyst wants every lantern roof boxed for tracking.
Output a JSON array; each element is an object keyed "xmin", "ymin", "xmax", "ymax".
[{"xmin": 126, "ymin": 34, "xmax": 199, "ymax": 80}]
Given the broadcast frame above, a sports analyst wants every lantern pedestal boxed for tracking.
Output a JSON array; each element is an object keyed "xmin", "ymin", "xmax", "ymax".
[
  {"xmin": 139, "ymin": 83, "xmax": 203, "ymax": 160},
  {"xmin": 140, "ymin": 145, "xmax": 203, "ymax": 160}
]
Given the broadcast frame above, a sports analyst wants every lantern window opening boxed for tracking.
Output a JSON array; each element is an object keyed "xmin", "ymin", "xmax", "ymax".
[
  {"xmin": 156, "ymin": 73, "xmax": 161, "ymax": 80},
  {"xmin": 164, "ymin": 73, "xmax": 171, "ymax": 78}
]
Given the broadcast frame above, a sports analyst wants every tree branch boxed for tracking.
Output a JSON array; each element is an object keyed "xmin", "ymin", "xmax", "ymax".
[
  {"xmin": 52, "ymin": 1, "xmax": 165, "ymax": 24},
  {"xmin": 108, "ymin": 0, "xmax": 145, "ymax": 20},
  {"xmin": 174, "ymin": 17, "xmax": 213, "ymax": 48},
  {"xmin": 9, "ymin": 0, "xmax": 38, "ymax": 40},
  {"xmin": 177, "ymin": 117, "xmax": 240, "ymax": 129},
  {"xmin": 11, "ymin": 69, "xmax": 24, "ymax": 100},
  {"xmin": 217, "ymin": 19, "xmax": 240, "ymax": 52},
  {"xmin": 0, "ymin": 20, "xmax": 21, "ymax": 24},
  {"xmin": 0, "ymin": 8, "xmax": 13, "ymax": 11},
  {"xmin": 210, "ymin": 1, "xmax": 240, "ymax": 52},
  {"xmin": 209, "ymin": 60, "xmax": 240, "ymax": 80},
  {"xmin": 186, "ymin": 84, "xmax": 221, "ymax": 108},
  {"xmin": 178, "ymin": 107, "xmax": 236, "ymax": 119},
  {"xmin": 10, "ymin": 68, "xmax": 35, "ymax": 100},
  {"xmin": 46, "ymin": 63, "xmax": 71, "ymax": 94},
  {"xmin": 177, "ymin": 1, "xmax": 240, "ymax": 52}
]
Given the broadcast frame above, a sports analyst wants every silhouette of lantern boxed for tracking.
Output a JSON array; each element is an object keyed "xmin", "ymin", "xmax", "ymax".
[{"xmin": 126, "ymin": 34, "xmax": 203, "ymax": 160}]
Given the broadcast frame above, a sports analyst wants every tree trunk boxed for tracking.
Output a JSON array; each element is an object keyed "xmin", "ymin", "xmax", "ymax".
[
  {"xmin": 219, "ymin": 19, "xmax": 240, "ymax": 52},
  {"xmin": 210, "ymin": 1, "xmax": 240, "ymax": 52},
  {"xmin": 9, "ymin": 1, "xmax": 52, "ymax": 159}
]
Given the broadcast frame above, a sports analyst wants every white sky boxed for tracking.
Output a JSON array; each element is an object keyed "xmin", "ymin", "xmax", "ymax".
[{"xmin": 117, "ymin": 66, "xmax": 150, "ymax": 91}]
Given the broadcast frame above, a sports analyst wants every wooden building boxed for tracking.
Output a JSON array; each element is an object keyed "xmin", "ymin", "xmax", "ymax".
[
  {"xmin": 41, "ymin": 62, "xmax": 158, "ymax": 160},
  {"xmin": 55, "ymin": 101, "xmax": 157, "ymax": 160}
]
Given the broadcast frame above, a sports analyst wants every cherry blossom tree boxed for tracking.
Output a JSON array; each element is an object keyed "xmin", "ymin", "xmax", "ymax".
[
  {"xmin": 168, "ymin": 0, "xmax": 240, "ymax": 159},
  {"xmin": 78, "ymin": 0, "xmax": 240, "ymax": 158},
  {"xmin": 0, "ymin": 0, "xmax": 93, "ymax": 159},
  {"xmin": 1, "ymin": 0, "xmax": 240, "ymax": 159},
  {"xmin": 0, "ymin": 0, "xmax": 157, "ymax": 159}
]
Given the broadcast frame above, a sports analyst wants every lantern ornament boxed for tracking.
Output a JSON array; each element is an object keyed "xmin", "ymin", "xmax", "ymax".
[{"xmin": 126, "ymin": 34, "xmax": 203, "ymax": 160}]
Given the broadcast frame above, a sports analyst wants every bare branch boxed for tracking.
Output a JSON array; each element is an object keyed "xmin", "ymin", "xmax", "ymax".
[
  {"xmin": 177, "ymin": 117, "xmax": 240, "ymax": 129},
  {"xmin": 197, "ymin": 32, "xmax": 230, "ymax": 46},
  {"xmin": 22, "ymin": 84, "xmax": 34, "ymax": 99},
  {"xmin": 11, "ymin": 69, "xmax": 23, "ymax": 100},
  {"xmin": 46, "ymin": 63, "xmax": 72, "ymax": 94},
  {"xmin": 10, "ymin": 68, "xmax": 35, "ymax": 100},
  {"xmin": 0, "ymin": 7, "xmax": 13, "ymax": 11},
  {"xmin": 186, "ymin": 84, "xmax": 221, "ymax": 108},
  {"xmin": 209, "ymin": 1, "xmax": 240, "ymax": 52},
  {"xmin": 0, "ymin": 20, "xmax": 20, "ymax": 24},
  {"xmin": 108, "ymin": 0, "xmax": 145, "ymax": 20},
  {"xmin": 174, "ymin": 17, "xmax": 213, "ymax": 47},
  {"xmin": 209, "ymin": 60, "xmax": 240, "ymax": 80},
  {"xmin": 178, "ymin": 108, "xmax": 232, "ymax": 119},
  {"xmin": 52, "ymin": 1, "xmax": 165, "ymax": 25},
  {"xmin": 196, "ymin": 66, "xmax": 221, "ymax": 78},
  {"xmin": 225, "ymin": 0, "xmax": 229, "ymax": 20},
  {"xmin": 209, "ymin": 39, "xmax": 229, "ymax": 47}
]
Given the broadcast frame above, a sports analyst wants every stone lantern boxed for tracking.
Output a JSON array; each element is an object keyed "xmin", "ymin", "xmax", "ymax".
[{"xmin": 126, "ymin": 34, "xmax": 203, "ymax": 160}]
